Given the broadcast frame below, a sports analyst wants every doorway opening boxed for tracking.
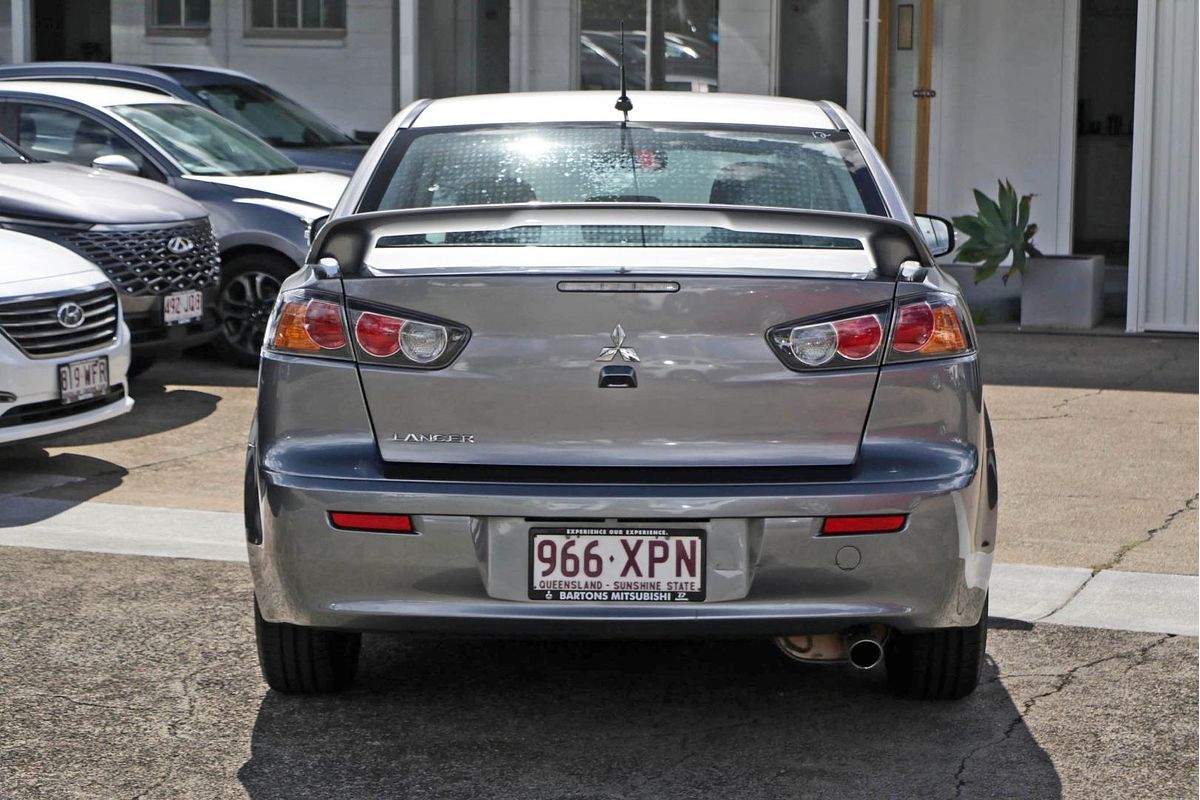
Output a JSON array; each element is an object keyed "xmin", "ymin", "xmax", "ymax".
[
  {"xmin": 1073, "ymin": 0, "xmax": 1136, "ymax": 275},
  {"xmin": 33, "ymin": 0, "xmax": 110, "ymax": 62}
]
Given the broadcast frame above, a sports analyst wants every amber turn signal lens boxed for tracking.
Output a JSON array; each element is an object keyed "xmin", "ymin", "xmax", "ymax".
[
  {"xmin": 271, "ymin": 300, "xmax": 321, "ymax": 352},
  {"xmin": 923, "ymin": 305, "xmax": 968, "ymax": 354}
]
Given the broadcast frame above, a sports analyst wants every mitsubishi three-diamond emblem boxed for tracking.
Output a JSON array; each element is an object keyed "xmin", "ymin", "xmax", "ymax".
[{"xmin": 595, "ymin": 324, "xmax": 640, "ymax": 362}]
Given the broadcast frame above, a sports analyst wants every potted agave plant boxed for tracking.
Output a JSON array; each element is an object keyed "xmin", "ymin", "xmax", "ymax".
[{"xmin": 952, "ymin": 181, "xmax": 1104, "ymax": 329}]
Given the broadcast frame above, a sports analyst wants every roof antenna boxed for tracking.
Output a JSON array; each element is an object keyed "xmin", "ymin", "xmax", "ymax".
[{"xmin": 615, "ymin": 20, "xmax": 633, "ymax": 126}]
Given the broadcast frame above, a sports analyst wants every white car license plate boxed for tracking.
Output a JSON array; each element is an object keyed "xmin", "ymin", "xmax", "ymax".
[
  {"xmin": 163, "ymin": 290, "xmax": 203, "ymax": 326},
  {"xmin": 59, "ymin": 356, "xmax": 109, "ymax": 405},
  {"xmin": 528, "ymin": 527, "xmax": 706, "ymax": 602}
]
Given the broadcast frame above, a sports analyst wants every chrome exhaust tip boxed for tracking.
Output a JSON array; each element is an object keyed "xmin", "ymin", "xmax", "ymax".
[{"xmin": 845, "ymin": 628, "xmax": 885, "ymax": 670}]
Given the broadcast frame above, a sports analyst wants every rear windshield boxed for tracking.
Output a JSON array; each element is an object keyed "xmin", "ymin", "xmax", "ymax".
[{"xmin": 359, "ymin": 124, "xmax": 885, "ymax": 217}]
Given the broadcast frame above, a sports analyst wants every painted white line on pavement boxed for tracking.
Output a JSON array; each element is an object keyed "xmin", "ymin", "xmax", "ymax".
[
  {"xmin": 988, "ymin": 563, "xmax": 1092, "ymax": 621},
  {"xmin": 0, "ymin": 496, "xmax": 247, "ymax": 563},
  {"xmin": 1044, "ymin": 570, "xmax": 1199, "ymax": 637},
  {"xmin": 0, "ymin": 498, "xmax": 1196, "ymax": 636}
]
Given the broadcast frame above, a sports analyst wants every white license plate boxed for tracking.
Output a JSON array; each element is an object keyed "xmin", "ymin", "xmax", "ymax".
[
  {"xmin": 528, "ymin": 527, "xmax": 706, "ymax": 602},
  {"xmin": 163, "ymin": 290, "xmax": 203, "ymax": 326},
  {"xmin": 58, "ymin": 356, "xmax": 109, "ymax": 405}
]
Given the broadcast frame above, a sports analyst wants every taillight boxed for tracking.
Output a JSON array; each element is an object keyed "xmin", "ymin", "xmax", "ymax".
[
  {"xmin": 886, "ymin": 294, "xmax": 971, "ymax": 362},
  {"xmin": 769, "ymin": 309, "xmax": 888, "ymax": 370},
  {"xmin": 266, "ymin": 291, "xmax": 351, "ymax": 358},
  {"xmin": 350, "ymin": 306, "xmax": 470, "ymax": 369}
]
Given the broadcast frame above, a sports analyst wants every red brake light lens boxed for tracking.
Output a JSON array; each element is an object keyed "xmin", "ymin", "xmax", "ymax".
[
  {"xmin": 892, "ymin": 302, "xmax": 935, "ymax": 353},
  {"xmin": 355, "ymin": 311, "xmax": 404, "ymax": 357},
  {"xmin": 329, "ymin": 512, "xmax": 414, "ymax": 533},
  {"xmin": 832, "ymin": 314, "xmax": 884, "ymax": 360},
  {"xmin": 303, "ymin": 300, "xmax": 347, "ymax": 349},
  {"xmin": 821, "ymin": 515, "xmax": 907, "ymax": 534}
]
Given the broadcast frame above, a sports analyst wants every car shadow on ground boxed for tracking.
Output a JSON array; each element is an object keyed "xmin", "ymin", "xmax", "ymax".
[
  {"xmin": 32, "ymin": 376, "xmax": 223, "ymax": 449},
  {"xmin": 238, "ymin": 637, "xmax": 1061, "ymax": 799},
  {"xmin": 0, "ymin": 368, "xmax": 222, "ymax": 522}
]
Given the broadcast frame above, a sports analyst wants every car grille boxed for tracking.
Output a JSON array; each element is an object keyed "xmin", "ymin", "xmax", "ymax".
[
  {"xmin": 51, "ymin": 220, "xmax": 221, "ymax": 295},
  {"xmin": 0, "ymin": 285, "xmax": 120, "ymax": 359}
]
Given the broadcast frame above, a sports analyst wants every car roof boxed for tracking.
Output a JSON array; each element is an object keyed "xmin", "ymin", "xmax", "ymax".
[
  {"xmin": 0, "ymin": 80, "xmax": 186, "ymax": 108},
  {"xmin": 411, "ymin": 91, "xmax": 839, "ymax": 129}
]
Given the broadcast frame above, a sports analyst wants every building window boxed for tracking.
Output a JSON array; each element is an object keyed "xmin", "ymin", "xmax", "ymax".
[
  {"xmin": 580, "ymin": 0, "xmax": 718, "ymax": 92},
  {"xmin": 148, "ymin": 0, "xmax": 211, "ymax": 33},
  {"xmin": 248, "ymin": 0, "xmax": 347, "ymax": 36}
]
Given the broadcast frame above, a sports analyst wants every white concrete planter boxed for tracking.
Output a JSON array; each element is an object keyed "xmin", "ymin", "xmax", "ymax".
[
  {"xmin": 1020, "ymin": 255, "xmax": 1106, "ymax": 329},
  {"xmin": 939, "ymin": 263, "xmax": 1023, "ymax": 322}
]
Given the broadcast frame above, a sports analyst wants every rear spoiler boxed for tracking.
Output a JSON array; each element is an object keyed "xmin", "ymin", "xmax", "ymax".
[{"xmin": 309, "ymin": 203, "xmax": 934, "ymax": 280}]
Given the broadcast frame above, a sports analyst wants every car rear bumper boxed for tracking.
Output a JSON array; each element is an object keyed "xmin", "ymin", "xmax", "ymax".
[
  {"xmin": 122, "ymin": 289, "xmax": 220, "ymax": 354},
  {"xmin": 249, "ymin": 460, "xmax": 996, "ymax": 636}
]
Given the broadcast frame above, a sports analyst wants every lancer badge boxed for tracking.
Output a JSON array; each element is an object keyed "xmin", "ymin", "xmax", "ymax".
[
  {"xmin": 166, "ymin": 236, "xmax": 194, "ymax": 255},
  {"xmin": 596, "ymin": 324, "xmax": 640, "ymax": 362}
]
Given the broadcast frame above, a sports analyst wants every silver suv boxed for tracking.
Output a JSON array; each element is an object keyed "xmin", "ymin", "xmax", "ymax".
[{"xmin": 247, "ymin": 92, "xmax": 997, "ymax": 699}]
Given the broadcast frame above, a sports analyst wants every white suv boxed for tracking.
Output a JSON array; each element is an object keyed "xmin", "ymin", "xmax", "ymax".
[{"xmin": 0, "ymin": 230, "xmax": 133, "ymax": 444}]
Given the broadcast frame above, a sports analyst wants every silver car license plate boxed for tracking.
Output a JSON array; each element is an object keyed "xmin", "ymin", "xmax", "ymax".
[
  {"xmin": 58, "ymin": 356, "xmax": 109, "ymax": 405},
  {"xmin": 528, "ymin": 527, "xmax": 706, "ymax": 602},
  {"xmin": 163, "ymin": 290, "xmax": 203, "ymax": 326}
]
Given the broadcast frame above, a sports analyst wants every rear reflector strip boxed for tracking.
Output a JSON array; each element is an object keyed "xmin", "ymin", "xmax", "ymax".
[
  {"xmin": 821, "ymin": 515, "xmax": 907, "ymax": 534},
  {"xmin": 329, "ymin": 512, "xmax": 415, "ymax": 533}
]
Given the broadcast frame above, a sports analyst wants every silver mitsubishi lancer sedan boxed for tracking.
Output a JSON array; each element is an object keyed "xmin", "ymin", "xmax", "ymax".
[{"xmin": 247, "ymin": 92, "xmax": 998, "ymax": 700}]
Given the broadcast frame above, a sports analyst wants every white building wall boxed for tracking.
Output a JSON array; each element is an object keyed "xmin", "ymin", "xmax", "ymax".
[
  {"xmin": 510, "ymin": 0, "xmax": 578, "ymax": 92},
  {"xmin": 717, "ymin": 0, "xmax": 774, "ymax": 95},
  {"xmin": 930, "ymin": 0, "xmax": 1077, "ymax": 254},
  {"xmin": 1128, "ymin": 0, "xmax": 1198, "ymax": 332},
  {"xmin": 110, "ymin": 0, "xmax": 395, "ymax": 136}
]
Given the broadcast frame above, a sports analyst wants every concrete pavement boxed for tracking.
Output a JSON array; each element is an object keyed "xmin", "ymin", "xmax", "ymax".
[
  {"xmin": 0, "ymin": 546, "xmax": 1194, "ymax": 800},
  {"xmin": 0, "ymin": 331, "xmax": 1195, "ymax": 799}
]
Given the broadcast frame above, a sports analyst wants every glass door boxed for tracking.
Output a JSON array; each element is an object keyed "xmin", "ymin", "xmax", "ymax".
[{"xmin": 873, "ymin": 0, "xmax": 934, "ymax": 211}]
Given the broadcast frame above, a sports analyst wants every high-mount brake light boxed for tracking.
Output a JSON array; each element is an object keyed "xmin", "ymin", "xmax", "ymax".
[
  {"xmin": 887, "ymin": 296, "xmax": 970, "ymax": 361},
  {"xmin": 268, "ymin": 294, "xmax": 350, "ymax": 356}
]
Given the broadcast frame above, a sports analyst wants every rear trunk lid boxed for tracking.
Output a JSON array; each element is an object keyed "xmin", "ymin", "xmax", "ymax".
[{"xmin": 324, "ymin": 205, "xmax": 922, "ymax": 471}]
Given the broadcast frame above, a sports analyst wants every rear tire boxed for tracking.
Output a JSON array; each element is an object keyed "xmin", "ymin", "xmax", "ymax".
[
  {"xmin": 254, "ymin": 599, "xmax": 361, "ymax": 693},
  {"xmin": 214, "ymin": 253, "xmax": 295, "ymax": 368},
  {"xmin": 886, "ymin": 596, "xmax": 988, "ymax": 700}
]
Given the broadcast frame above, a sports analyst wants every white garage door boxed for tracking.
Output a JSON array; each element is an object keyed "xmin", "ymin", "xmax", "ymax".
[{"xmin": 1128, "ymin": 0, "xmax": 1199, "ymax": 332}]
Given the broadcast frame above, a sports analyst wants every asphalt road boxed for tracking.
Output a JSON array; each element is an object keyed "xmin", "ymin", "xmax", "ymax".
[
  {"xmin": 0, "ymin": 548, "xmax": 1195, "ymax": 800},
  {"xmin": 0, "ymin": 331, "xmax": 1196, "ymax": 799}
]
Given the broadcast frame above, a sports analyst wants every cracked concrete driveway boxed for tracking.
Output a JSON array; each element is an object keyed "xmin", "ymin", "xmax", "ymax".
[
  {"xmin": 0, "ymin": 549, "xmax": 1195, "ymax": 799},
  {"xmin": 0, "ymin": 332, "xmax": 1196, "ymax": 798}
]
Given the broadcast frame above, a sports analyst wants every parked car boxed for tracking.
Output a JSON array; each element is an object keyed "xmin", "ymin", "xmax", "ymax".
[
  {"xmin": 0, "ymin": 62, "xmax": 369, "ymax": 174},
  {"xmin": 0, "ymin": 132, "xmax": 219, "ymax": 363},
  {"xmin": 0, "ymin": 81, "xmax": 350, "ymax": 365},
  {"xmin": 0, "ymin": 229, "xmax": 133, "ymax": 444},
  {"xmin": 247, "ymin": 92, "xmax": 997, "ymax": 699}
]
